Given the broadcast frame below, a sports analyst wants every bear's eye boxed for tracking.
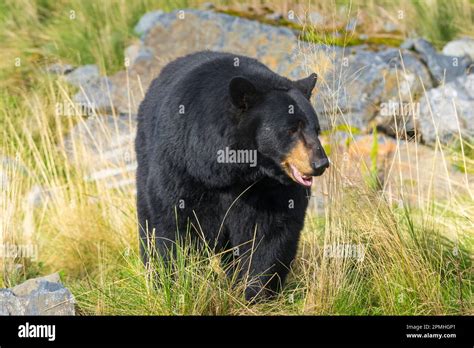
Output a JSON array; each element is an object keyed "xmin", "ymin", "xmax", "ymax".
[
  {"xmin": 288, "ymin": 120, "xmax": 304, "ymax": 136},
  {"xmin": 288, "ymin": 126, "xmax": 299, "ymax": 135}
]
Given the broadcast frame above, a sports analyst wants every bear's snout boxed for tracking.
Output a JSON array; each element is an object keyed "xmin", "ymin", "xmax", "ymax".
[{"xmin": 311, "ymin": 157, "xmax": 330, "ymax": 176}]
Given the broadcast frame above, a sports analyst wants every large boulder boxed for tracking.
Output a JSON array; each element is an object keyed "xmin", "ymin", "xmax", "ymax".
[
  {"xmin": 311, "ymin": 44, "xmax": 432, "ymax": 133},
  {"xmin": 62, "ymin": 114, "xmax": 137, "ymax": 190},
  {"xmin": 0, "ymin": 273, "xmax": 75, "ymax": 315},
  {"xmin": 442, "ymin": 38, "xmax": 474, "ymax": 61},
  {"xmin": 372, "ymin": 48, "xmax": 433, "ymax": 137},
  {"xmin": 402, "ymin": 38, "xmax": 472, "ymax": 85},
  {"xmin": 134, "ymin": 10, "xmax": 165, "ymax": 37},
  {"xmin": 64, "ymin": 64, "xmax": 100, "ymax": 87},
  {"xmin": 418, "ymin": 74, "xmax": 474, "ymax": 145},
  {"xmin": 106, "ymin": 9, "xmax": 305, "ymax": 115},
  {"xmin": 312, "ymin": 45, "xmax": 386, "ymax": 130},
  {"xmin": 66, "ymin": 10, "xmax": 443, "ymax": 135},
  {"xmin": 64, "ymin": 65, "xmax": 115, "ymax": 113},
  {"xmin": 61, "ymin": 9, "xmax": 472, "ymax": 189}
]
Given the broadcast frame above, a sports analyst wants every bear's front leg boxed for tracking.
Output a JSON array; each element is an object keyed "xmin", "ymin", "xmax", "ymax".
[{"xmin": 230, "ymin": 227, "xmax": 301, "ymax": 302}]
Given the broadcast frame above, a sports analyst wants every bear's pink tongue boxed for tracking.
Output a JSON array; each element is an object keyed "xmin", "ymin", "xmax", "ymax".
[{"xmin": 290, "ymin": 164, "xmax": 313, "ymax": 187}]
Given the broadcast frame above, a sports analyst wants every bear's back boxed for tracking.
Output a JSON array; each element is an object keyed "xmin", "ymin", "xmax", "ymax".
[
  {"xmin": 156, "ymin": 51, "xmax": 291, "ymax": 113},
  {"xmin": 137, "ymin": 51, "xmax": 292, "ymax": 153}
]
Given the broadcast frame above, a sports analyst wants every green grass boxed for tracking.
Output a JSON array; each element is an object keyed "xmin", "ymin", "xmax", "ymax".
[
  {"xmin": 337, "ymin": 0, "xmax": 473, "ymax": 49},
  {"xmin": 56, "ymin": 193, "xmax": 473, "ymax": 315},
  {"xmin": 411, "ymin": 0, "xmax": 470, "ymax": 48},
  {"xmin": 0, "ymin": 0, "xmax": 202, "ymax": 143},
  {"xmin": 449, "ymin": 137, "xmax": 474, "ymax": 175},
  {"xmin": 0, "ymin": 0, "xmax": 192, "ymax": 76}
]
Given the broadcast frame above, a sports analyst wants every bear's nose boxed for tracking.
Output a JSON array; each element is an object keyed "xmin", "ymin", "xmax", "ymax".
[{"xmin": 312, "ymin": 158, "xmax": 330, "ymax": 176}]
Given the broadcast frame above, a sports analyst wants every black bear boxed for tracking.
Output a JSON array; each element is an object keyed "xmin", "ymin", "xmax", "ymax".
[{"xmin": 135, "ymin": 51, "xmax": 329, "ymax": 301}]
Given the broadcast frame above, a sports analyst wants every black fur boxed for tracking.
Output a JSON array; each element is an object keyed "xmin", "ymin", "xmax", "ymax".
[{"xmin": 135, "ymin": 51, "xmax": 325, "ymax": 300}]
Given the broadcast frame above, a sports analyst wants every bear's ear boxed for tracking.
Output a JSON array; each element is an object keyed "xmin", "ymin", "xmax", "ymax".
[
  {"xmin": 294, "ymin": 73, "xmax": 317, "ymax": 99},
  {"xmin": 229, "ymin": 76, "xmax": 258, "ymax": 110}
]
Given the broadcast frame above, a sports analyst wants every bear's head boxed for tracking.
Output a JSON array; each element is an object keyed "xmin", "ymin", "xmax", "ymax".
[{"xmin": 229, "ymin": 73, "xmax": 329, "ymax": 187}]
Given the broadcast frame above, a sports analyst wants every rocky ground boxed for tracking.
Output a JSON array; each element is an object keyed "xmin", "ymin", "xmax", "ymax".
[
  {"xmin": 51, "ymin": 9, "xmax": 473, "ymax": 195},
  {"xmin": 0, "ymin": 273, "xmax": 75, "ymax": 315}
]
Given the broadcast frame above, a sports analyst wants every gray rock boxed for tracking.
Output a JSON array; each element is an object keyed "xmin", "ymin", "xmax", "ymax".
[
  {"xmin": 304, "ymin": 44, "xmax": 380, "ymax": 130},
  {"xmin": 0, "ymin": 289, "xmax": 24, "ymax": 315},
  {"xmin": 69, "ymin": 10, "xmax": 440, "ymax": 133},
  {"xmin": 12, "ymin": 273, "xmax": 60, "ymax": 297},
  {"xmin": 62, "ymin": 9, "xmax": 471, "ymax": 171},
  {"xmin": 23, "ymin": 281, "xmax": 75, "ymax": 315},
  {"xmin": 140, "ymin": 10, "xmax": 298, "ymax": 68},
  {"xmin": 311, "ymin": 44, "xmax": 431, "ymax": 131},
  {"xmin": 73, "ymin": 76, "xmax": 115, "ymax": 113},
  {"xmin": 64, "ymin": 64, "xmax": 100, "ymax": 87},
  {"xmin": 374, "ymin": 48, "xmax": 433, "ymax": 136},
  {"xmin": 442, "ymin": 38, "xmax": 474, "ymax": 60},
  {"xmin": 62, "ymin": 64, "xmax": 109, "ymax": 112},
  {"xmin": 402, "ymin": 38, "xmax": 472, "ymax": 84},
  {"xmin": 46, "ymin": 63, "xmax": 75, "ymax": 75},
  {"xmin": 124, "ymin": 44, "xmax": 154, "ymax": 65},
  {"xmin": 134, "ymin": 10, "xmax": 164, "ymax": 37},
  {"xmin": 0, "ymin": 273, "xmax": 75, "ymax": 315},
  {"xmin": 63, "ymin": 114, "xmax": 137, "ymax": 189},
  {"xmin": 388, "ymin": 141, "xmax": 469, "ymax": 202},
  {"xmin": 418, "ymin": 74, "xmax": 474, "ymax": 144},
  {"xmin": 108, "ymin": 9, "xmax": 302, "ymax": 114},
  {"xmin": 378, "ymin": 48, "xmax": 433, "ymax": 89}
]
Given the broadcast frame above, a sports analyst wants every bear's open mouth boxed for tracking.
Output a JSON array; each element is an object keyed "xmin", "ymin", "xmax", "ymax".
[{"xmin": 289, "ymin": 164, "xmax": 313, "ymax": 187}]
